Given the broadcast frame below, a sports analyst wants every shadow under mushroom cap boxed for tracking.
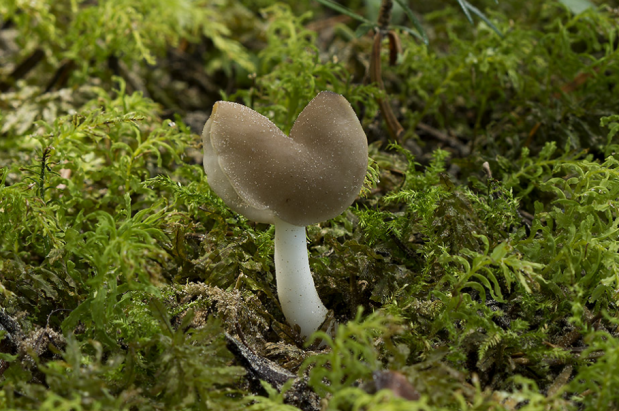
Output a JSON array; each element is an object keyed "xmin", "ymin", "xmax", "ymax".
[{"xmin": 202, "ymin": 91, "xmax": 368, "ymax": 227}]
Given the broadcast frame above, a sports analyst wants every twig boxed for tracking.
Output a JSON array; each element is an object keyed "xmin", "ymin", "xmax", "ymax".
[
  {"xmin": 523, "ymin": 122, "xmax": 541, "ymax": 148},
  {"xmin": 46, "ymin": 309, "xmax": 72, "ymax": 329},
  {"xmin": 0, "ymin": 48, "xmax": 45, "ymax": 92},
  {"xmin": 108, "ymin": 55, "xmax": 151, "ymax": 98},
  {"xmin": 416, "ymin": 122, "xmax": 469, "ymax": 156},
  {"xmin": 44, "ymin": 59, "xmax": 76, "ymax": 93},
  {"xmin": 547, "ymin": 365, "xmax": 572, "ymax": 397}
]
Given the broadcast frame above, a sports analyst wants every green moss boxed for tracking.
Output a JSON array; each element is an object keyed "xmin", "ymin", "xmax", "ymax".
[{"xmin": 2, "ymin": 0, "xmax": 619, "ymax": 409}]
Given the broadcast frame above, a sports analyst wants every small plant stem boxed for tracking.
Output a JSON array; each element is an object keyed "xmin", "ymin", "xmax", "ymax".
[
  {"xmin": 371, "ymin": 0, "xmax": 404, "ymax": 141},
  {"xmin": 370, "ymin": 31, "xmax": 404, "ymax": 141},
  {"xmin": 378, "ymin": 0, "xmax": 393, "ymax": 30},
  {"xmin": 273, "ymin": 218, "xmax": 328, "ymax": 339},
  {"xmin": 38, "ymin": 147, "xmax": 52, "ymax": 199}
]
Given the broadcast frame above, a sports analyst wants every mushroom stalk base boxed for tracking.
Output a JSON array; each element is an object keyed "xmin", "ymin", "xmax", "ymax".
[{"xmin": 274, "ymin": 218, "xmax": 328, "ymax": 339}]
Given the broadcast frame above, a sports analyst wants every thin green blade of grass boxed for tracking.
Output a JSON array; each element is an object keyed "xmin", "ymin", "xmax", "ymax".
[
  {"xmin": 392, "ymin": 25, "xmax": 425, "ymax": 43},
  {"xmin": 462, "ymin": 0, "xmax": 504, "ymax": 38},
  {"xmin": 393, "ymin": 0, "xmax": 428, "ymax": 45},
  {"xmin": 456, "ymin": 0, "xmax": 474, "ymax": 24},
  {"xmin": 355, "ymin": 22, "xmax": 375, "ymax": 38},
  {"xmin": 559, "ymin": 0, "xmax": 594, "ymax": 14}
]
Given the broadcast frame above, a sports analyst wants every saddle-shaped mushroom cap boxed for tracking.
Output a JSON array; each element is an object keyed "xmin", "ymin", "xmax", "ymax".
[{"xmin": 202, "ymin": 91, "xmax": 368, "ymax": 227}]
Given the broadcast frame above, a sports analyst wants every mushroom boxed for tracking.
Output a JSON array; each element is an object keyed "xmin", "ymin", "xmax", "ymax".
[{"xmin": 202, "ymin": 91, "xmax": 368, "ymax": 338}]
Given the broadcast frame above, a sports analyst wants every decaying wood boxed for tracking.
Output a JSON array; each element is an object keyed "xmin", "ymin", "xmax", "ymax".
[{"xmin": 225, "ymin": 333, "xmax": 321, "ymax": 411}]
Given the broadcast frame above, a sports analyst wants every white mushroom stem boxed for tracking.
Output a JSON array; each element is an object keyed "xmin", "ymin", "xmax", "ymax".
[{"xmin": 273, "ymin": 218, "xmax": 328, "ymax": 339}]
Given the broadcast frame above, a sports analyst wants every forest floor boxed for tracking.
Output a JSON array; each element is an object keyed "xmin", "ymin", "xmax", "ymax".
[{"xmin": 1, "ymin": 0, "xmax": 619, "ymax": 410}]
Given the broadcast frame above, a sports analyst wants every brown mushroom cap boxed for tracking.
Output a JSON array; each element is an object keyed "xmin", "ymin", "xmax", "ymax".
[{"xmin": 202, "ymin": 91, "xmax": 368, "ymax": 226}]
